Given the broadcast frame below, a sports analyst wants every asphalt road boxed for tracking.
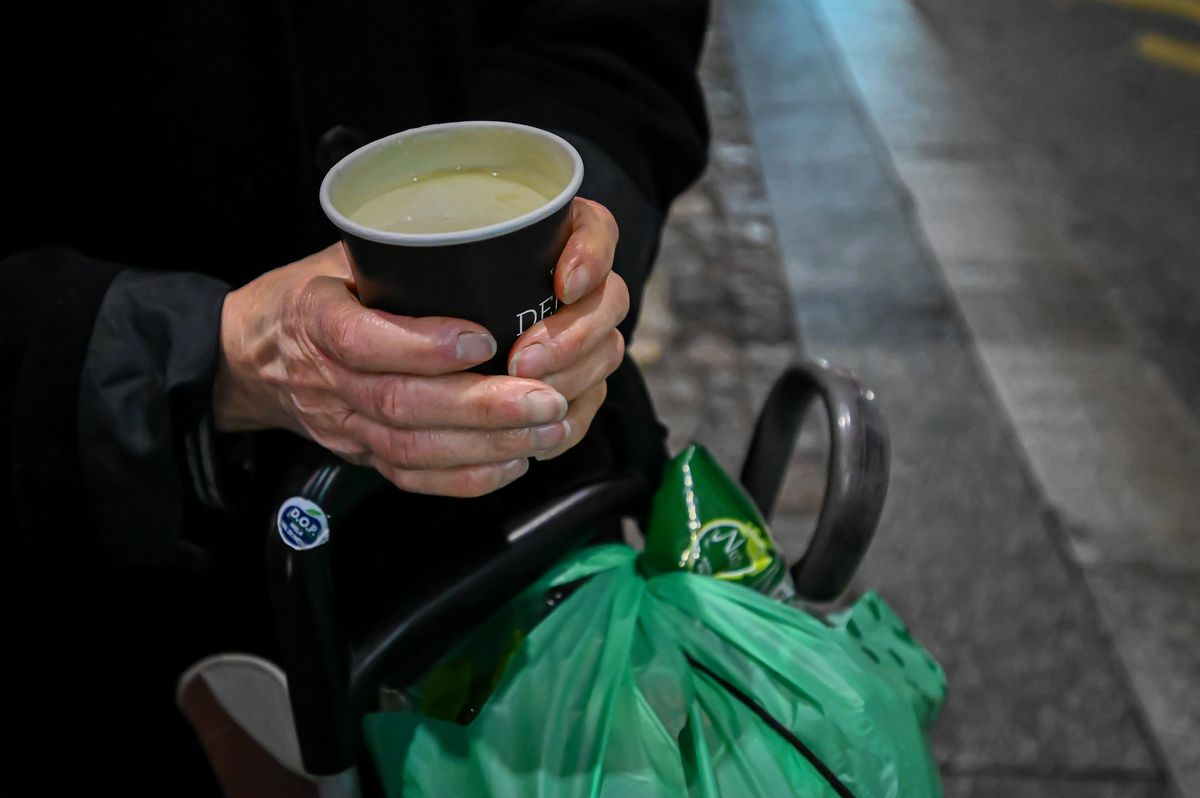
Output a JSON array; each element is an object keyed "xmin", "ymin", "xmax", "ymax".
[{"xmin": 911, "ymin": 0, "xmax": 1200, "ymax": 420}]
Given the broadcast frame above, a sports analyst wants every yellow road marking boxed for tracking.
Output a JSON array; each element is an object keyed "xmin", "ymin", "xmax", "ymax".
[
  {"xmin": 1094, "ymin": 0, "xmax": 1200, "ymax": 24},
  {"xmin": 1136, "ymin": 31, "xmax": 1200, "ymax": 71}
]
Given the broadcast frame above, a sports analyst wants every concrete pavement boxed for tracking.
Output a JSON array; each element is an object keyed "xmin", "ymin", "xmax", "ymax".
[{"xmin": 634, "ymin": 1, "xmax": 1199, "ymax": 795}]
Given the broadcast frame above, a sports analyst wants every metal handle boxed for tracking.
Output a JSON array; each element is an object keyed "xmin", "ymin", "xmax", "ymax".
[{"xmin": 739, "ymin": 360, "xmax": 890, "ymax": 601}]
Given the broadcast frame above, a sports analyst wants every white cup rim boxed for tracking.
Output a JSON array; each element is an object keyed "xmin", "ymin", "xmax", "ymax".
[{"xmin": 319, "ymin": 121, "xmax": 584, "ymax": 248}]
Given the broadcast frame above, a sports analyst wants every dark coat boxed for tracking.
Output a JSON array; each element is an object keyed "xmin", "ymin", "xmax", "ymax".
[{"xmin": 0, "ymin": 1, "xmax": 708, "ymax": 792}]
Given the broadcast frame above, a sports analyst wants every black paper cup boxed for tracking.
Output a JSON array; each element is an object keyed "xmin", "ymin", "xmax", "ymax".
[{"xmin": 320, "ymin": 121, "xmax": 584, "ymax": 374}]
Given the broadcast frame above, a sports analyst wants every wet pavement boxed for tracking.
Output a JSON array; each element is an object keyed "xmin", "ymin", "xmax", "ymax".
[{"xmin": 633, "ymin": 1, "xmax": 1199, "ymax": 795}]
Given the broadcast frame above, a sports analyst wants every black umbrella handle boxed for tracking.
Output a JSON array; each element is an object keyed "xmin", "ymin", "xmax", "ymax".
[{"xmin": 740, "ymin": 360, "xmax": 890, "ymax": 601}]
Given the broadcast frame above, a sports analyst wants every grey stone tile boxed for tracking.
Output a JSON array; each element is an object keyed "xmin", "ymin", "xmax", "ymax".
[
  {"xmin": 761, "ymin": 152, "xmax": 900, "ymax": 216},
  {"xmin": 756, "ymin": 57, "xmax": 847, "ymax": 109},
  {"xmin": 815, "ymin": 20, "xmax": 1001, "ymax": 159},
  {"xmin": 841, "ymin": 51, "xmax": 970, "ymax": 112},
  {"xmin": 935, "ymin": 258, "xmax": 1099, "ymax": 294},
  {"xmin": 732, "ymin": 43, "xmax": 847, "ymax": 109},
  {"xmin": 813, "ymin": 0, "xmax": 927, "ymax": 30},
  {"xmin": 1088, "ymin": 569, "xmax": 1200, "ymax": 798},
  {"xmin": 793, "ymin": 289, "xmax": 963, "ymax": 346},
  {"xmin": 741, "ymin": 341, "xmax": 802, "ymax": 385},
  {"xmin": 977, "ymin": 344, "xmax": 1200, "ymax": 572},
  {"xmin": 627, "ymin": 273, "xmax": 675, "ymax": 367},
  {"xmin": 711, "ymin": 141, "xmax": 759, "ymax": 172},
  {"xmin": 728, "ymin": 243, "xmax": 794, "ymax": 312},
  {"xmin": 752, "ymin": 100, "xmax": 881, "ymax": 164},
  {"xmin": 707, "ymin": 169, "xmax": 774, "ymax": 219},
  {"xmin": 722, "ymin": 0, "xmax": 828, "ymax": 67},
  {"xmin": 778, "ymin": 205, "xmax": 949, "ymax": 300},
  {"xmin": 642, "ymin": 362, "xmax": 703, "ymax": 457},
  {"xmin": 941, "ymin": 774, "xmax": 1171, "ymax": 798},
  {"xmin": 953, "ymin": 286, "xmax": 1126, "ymax": 347},
  {"xmin": 918, "ymin": 203, "xmax": 1071, "ymax": 263},
  {"xmin": 815, "ymin": 3, "xmax": 934, "ymax": 59},
  {"xmin": 727, "ymin": 216, "xmax": 775, "ymax": 247},
  {"xmin": 866, "ymin": 102, "xmax": 1001, "ymax": 161},
  {"xmin": 1144, "ymin": 334, "xmax": 1200, "ymax": 425},
  {"xmin": 890, "ymin": 156, "xmax": 1068, "ymax": 227},
  {"xmin": 665, "ymin": 187, "xmax": 715, "ymax": 222}
]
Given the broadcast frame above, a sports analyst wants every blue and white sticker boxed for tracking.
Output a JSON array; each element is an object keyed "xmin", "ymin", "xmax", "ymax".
[{"xmin": 277, "ymin": 497, "xmax": 330, "ymax": 551}]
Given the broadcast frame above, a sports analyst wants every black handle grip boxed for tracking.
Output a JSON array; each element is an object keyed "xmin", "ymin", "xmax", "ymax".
[{"xmin": 739, "ymin": 360, "xmax": 890, "ymax": 601}]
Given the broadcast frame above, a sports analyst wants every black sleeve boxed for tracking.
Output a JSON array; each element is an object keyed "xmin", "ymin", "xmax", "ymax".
[
  {"xmin": 2, "ymin": 249, "xmax": 122, "ymax": 566},
  {"xmin": 463, "ymin": 0, "xmax": 711, "ymax": 210},
  {"xmin": 1, "ymin": 249, "xmax": 236, "ymax": 567},
  {"xmin": 77, "ymin": 268, "xmax": 235, "ymax": 565}
]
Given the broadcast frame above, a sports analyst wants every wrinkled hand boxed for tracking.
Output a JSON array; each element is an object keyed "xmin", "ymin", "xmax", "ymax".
[{"xmin": 212, "ymin": 197, "xmax": 627, "ymax": 497}]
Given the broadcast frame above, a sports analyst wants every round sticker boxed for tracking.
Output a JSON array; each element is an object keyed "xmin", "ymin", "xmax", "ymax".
[{"xmin": 277, "ymin": 497, "xmax": 330, "ymax": 551}]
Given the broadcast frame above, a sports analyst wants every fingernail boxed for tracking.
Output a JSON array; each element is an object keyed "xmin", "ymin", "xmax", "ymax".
[
  {"xmin": 509, "ymin": 342, "xmax": 547, "ymax": 377},
  {"xmin": 523, "ymin": 389, "xmax": 568, "ymax": 424},
  {"xmin": 563, "ymin": 266, "xmax": 589, "ymax": 304},
  {"xmin": 502, "ymin": 458, "xmax": 530, "ymax": 479},
  {"xmin": 531, "ymin": 420, "xmax": 569, "ymax": 450},
  {"xmin": 456, "ymin": 332, "xmax": 496, "ymax": 363},
  {"xmin": 535, "ymin": 420, "xmax": 572, "ymax": 461}
]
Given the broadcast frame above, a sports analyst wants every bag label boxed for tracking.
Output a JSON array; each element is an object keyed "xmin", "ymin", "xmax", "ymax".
[{"xmin": 689, "ymin": 518, "xmax": 773, "ymax": 579}]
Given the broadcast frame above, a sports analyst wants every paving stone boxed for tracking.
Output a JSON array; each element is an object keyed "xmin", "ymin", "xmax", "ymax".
[
  {"xmin": 918, "ymin": 205, "xmax": 1071, "ymax": 263},
  {"xmin": 977, "ymin": 344, "xmax": 1200, "ymax": 571},
  {"xmin": 934, "ymin": 257, "xmax": 1102, "ymax": 294},
  {"xmin": 942, "ymin": 774, "xmax": 1171, "ymax": 798},
  {"xmin": 743, "ymin": 50, "xmax": 848, "ymax": 108},
  {"xmin": 953, "ymin": 286, "xmax": 1127, "ymax": 347},
  {"xmin": 1088, "ymin": 569, "xmax": 1200, "ymax": 798},
  {"xmin": 779, "ymin": 206, "xmax": 949, "ymax": 300},
  {"xmin": 759, "ymin": 150, "xmax": 899, "ymax": 213},
  {"xmin": 793, "ymin": 288, "xmax": 963, "ymax": 347},
  {"xmin": 840, "ymin": 50, "xmax": 972, "ymax": 113},
  {"xmin": 753, "ymin": 101, "xmax": 882, "ymax": 163},
  {"xmin": 642, "ymin": 360, "xmax": 703, "ymax": 457}
]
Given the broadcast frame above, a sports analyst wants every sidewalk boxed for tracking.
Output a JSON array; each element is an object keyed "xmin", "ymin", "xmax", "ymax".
[{"xmin": 634, "ymin": 2, "xmax": 1198, "ymax": 796}]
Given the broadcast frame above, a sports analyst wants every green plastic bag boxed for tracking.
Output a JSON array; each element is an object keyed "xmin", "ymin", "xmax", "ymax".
[{"xmin": 364, "ymin": 546, "xmax": 945, "ymax": 796}]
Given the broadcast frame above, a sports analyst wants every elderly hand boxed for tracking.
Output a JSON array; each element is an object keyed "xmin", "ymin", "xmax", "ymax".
[{"xmin": 213, "ymin": 197, "xmax": 627, "ymax": 497}]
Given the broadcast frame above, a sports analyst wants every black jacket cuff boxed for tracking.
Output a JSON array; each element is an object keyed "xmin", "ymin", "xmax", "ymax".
[{"xmin": 78, "ymin": 269, "xmax": 233, "ymax": 564}]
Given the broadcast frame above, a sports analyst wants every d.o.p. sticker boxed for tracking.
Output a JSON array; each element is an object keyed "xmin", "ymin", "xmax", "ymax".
[{"xmin": 277, "ymin": 497, "xmax": 330, "ymax": 551}]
